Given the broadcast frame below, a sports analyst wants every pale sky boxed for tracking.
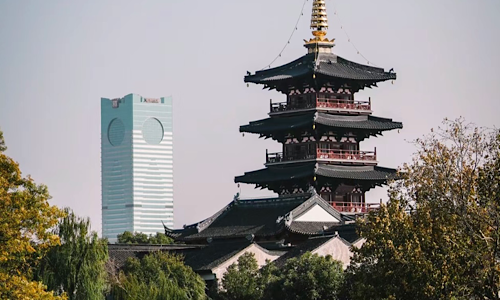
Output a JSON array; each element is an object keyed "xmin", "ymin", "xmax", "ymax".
[{"xmin": 0, "ymin": 0, "xmax": 499, "ymax": 235}]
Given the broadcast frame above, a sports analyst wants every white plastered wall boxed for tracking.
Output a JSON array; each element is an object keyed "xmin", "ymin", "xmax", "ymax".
[
  {"xmin": 294, "ymin": 204, "xmax": 340, "ymax": 222},
  {"xmin": 312, "ymin": 237, "xmax": 353, "ymax": 269}
]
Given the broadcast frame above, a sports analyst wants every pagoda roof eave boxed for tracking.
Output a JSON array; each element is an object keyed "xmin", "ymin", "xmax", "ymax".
[
  {"xmin": 239, "ymin": 112, "xmax": 403, "ymax": 139},
  {"xmin": 244, "ymin": 52, "xmax": 396, "ymax": 89},
  {"xmin": 234, "ymin": 163, "xmax": 398, "ymax": 185}
]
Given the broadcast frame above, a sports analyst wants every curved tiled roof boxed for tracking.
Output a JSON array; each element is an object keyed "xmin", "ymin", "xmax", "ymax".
[
  {"xmin": 164, "ymin": 193, "xmax": 356, "ymax": 243},
  {"xmin": 316, "ymin": 114, "xmax": 403, "ymax": 130},
  {"xmin": 245, "ymin": 52, "xmax": 396, "ymax": 87},
  {"xmin": 176, "ymin": 195, "xmax": 310, "ymax": 241},
  {"xmin": 235, "ymin": 162, "xmax": 397, "ymax": 184},
  {"xmin": 286, "ymin": 221, "xmax": 339, "ymax": 235},
  {"xmin": 316, "ymin": 164, "xmax": 398, "ymax": 181},
  {"xmin": 234, "ymin": 163, "xmax": 315, "ymax": 183},
  {"xmin": 272, "ymin": 234, "xmax": 353, "ymax": 268},
  {"xmin": 239, "ymin": 113, "xmax": 402, "ymax": 137},
  {"xmin": 177, "ymin": 241, "xmax": 285, "ymax": 271}
]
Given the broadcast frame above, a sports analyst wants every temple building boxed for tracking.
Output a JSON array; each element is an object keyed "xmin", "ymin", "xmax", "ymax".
[
  {"xmin": 235, "ymin": 1, "xmax": 401, "ymax": 212},
  {"xmin": 157, "ymin": 0, "xmax": 400, "ymax": 284}
]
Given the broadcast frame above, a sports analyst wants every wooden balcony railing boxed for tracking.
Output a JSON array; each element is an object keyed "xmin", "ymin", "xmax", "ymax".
[
  {"xmin": 270, "ymin": 98, "xmax": 371, "ymax": 114},
  {"xmin": 266, "ymin": 152, "xmax": 315, "ymax": 164},
  {"xmin": 266, "ymin": 148, "xmax": 377, "ymax": 164},
  {"xmin": 331, "ymin": 201, "xmax": 380, "ymax": 213},
  {"xmin": 316, "ymin": 148, "xmax": 377, "ymax": 162},
  {"xmin": 316, "ymin": 98, "xmax": 371, "ymax": 111}
]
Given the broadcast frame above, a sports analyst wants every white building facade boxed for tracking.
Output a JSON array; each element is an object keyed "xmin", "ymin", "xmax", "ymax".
[{"xmin": 101, "ymin": 94, "xmax": 173, "ymax": 242}]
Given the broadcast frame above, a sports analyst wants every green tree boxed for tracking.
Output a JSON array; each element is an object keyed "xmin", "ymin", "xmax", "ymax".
[
  {"xmin": 110, "ymin": 251, "xmax": 206, "ymax": 300},
  {"xmin": 0, "ymin": 130, "xmax": 6, "ymax": 152},
  {"xmin": 218, "ymin": 252, "xmax": 343, "ymax": 300},
  {"xmin": 265, "ymin": 253, "xmax": 344, "ymax": 300},
  {"xmin": 35, "ymin": 209, "xmax": 108, "ymax": 300},
  {"xmin": 117, "ymin": 231, "xmax": 173, "ymax": 245},
  {"xmin": 347, "ymin": 118, "xmax": 500, "ymax": 300},
  {"xmin": 217, "ymin": 252, "xmax": 277, "ymax": 300},
  {"xmin": 0, "ymin": 130, "xmax": 66, "ymax": 299}
]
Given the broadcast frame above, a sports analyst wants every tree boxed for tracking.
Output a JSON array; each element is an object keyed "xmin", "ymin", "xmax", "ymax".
[
  {"xmin": 217, "ymin": 252, "xmax": 343, "ymax": 300},
  {"xmin": 265, "ymin": 253, "xmax": 344, "ymax": 300},
  {"xmin": 346, "ymin": 118, "xmax": 500, "ymax": 300},
  {"xmin": 0, "ymin": 130, "xmax": 6, "ymax": 152},
  {"xmin": 110, "ymin": 251, "xmax": 206, "ymax": 300},
  {"xmin": 0, "ymin": 130, "xmax": 66, "ymax": 299},
  {"xmin": 35, "ymin": 209, "xmax": 108, "ymax": 300},
  {"xmin": 117, "ymin": 231, "xmax": 173, "ymax": 245},
  {"xmin": 217, "ymin": 252, "xmax": 277, "ymax": 300}
]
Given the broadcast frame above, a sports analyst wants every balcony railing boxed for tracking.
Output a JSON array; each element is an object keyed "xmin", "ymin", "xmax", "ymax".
[
  {"xmin": 266, "ymin": 152, "xmax": 315, "ymax": 164},
  {"xmin": 266, "ymin": 148, "xmax": 377, "ymax": 165},
  {"xmin": 270, "ymin": 98, "xmax": 371, "ymax": 114},
  {"xmin": 317, "ymin": 98, "xmax": 371, "ymax": 111},
  {"xmin": 331, "ymin": 201, "xmax": 380, "ymax": 213},
  {"xmin": 316, "ymin": 148, "xmax": 377, "ymax": 162}
]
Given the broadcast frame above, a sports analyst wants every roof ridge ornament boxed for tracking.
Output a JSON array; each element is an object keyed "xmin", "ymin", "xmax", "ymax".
[
  {"xmin": 304, "ymin": 0, "xmax": 335, "ymax": 51},
  {"xmin": 307, "ymin": 185, "xmax": 318, "ymax": 195}
]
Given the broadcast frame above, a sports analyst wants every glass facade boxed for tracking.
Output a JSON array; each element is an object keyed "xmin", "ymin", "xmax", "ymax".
[{"xmin": 101, "ymin": 94, "xmax": 173, "ymax": 242}]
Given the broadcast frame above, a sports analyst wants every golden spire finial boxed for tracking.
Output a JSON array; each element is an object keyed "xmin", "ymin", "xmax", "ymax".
[
  {"xmin": 304, "ymin": 0, "xmax": 334, "ymax": 49},
  {"xmin": 311, "ymin": 0, "xmax": 328, "ymax": 39}
]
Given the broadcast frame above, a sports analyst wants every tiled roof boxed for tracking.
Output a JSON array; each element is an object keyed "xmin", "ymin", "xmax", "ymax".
[
  {"xmin": 176, "ymin": 241, "xmax": 251, "ymax": 271},
  {"xmin": 235, "ymin": 163, "xmax": 315, "ymax": 184},
  {"xmin": 286, "ymin": 222, "xmax": 339, "ymax": 235},
  {"xmin": 165, "ymin": 193, "xmax": 357, "ymax": 242},
  {"xmin": 316, "ymin": 164, "xmax": 398, "ymax": 181},
  {"xmin": 316, "ymin": 114, "xmax": 403, "ymax": 130},
  {"xmin": 176, "ymin": 241, "xmax": 285, "ymax": 271},
  {"xmin": 107, "ymin": 244, "xmax": 201, "ymax": 269},
  {"xmin": 333, "ymin": 223, "xmax": 360, "ymax": 243},
  {"xmin": 179, "ymin": 196, "xmax": 309, "ymax": 241},
  {"xmin": 235, "ymin": 163, "xmax": 397, "ymax": 185},
  {"xmin": 240, "ymin": 113, "xmax": 402, "ymax": 139},
  {"xmin": 272, "ymin": 236, "xmax": 335, "ymax": 268},
  {"xmin": 245, "ymin": 52, "xmax": 396, "ymax": 88}
]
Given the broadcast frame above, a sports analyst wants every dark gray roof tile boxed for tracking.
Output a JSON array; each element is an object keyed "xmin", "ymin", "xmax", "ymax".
[
  {"xmin": 272, "ymin": 236, "xmax": 337, "ymax": 268},
  {"xmin": 235, "ymin": 163, "xmax": 397, "ymax": 185},
  {"xmin": 245, "ymin": 53, "xmax": 396, "ymax": 88},
  {"xmin": 240, "ymin": 113, "xmax": 402, "ymax": 138}
]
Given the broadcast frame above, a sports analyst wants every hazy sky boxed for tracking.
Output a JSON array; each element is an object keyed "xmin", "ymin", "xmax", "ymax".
[{"xmin": 1, "ymin": 0, "xmax": 499, "ymax": 235}]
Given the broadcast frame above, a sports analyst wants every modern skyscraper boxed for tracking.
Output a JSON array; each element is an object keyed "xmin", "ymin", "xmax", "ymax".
[{"xmin": 101, "ymin": 93, "xmax": 173, "ymax": 242}]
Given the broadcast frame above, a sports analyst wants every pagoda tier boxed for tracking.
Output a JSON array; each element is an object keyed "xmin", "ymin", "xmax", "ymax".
[
  {"xmin": 235, "ymin": 162, "xmax": 396, "ymax": 197},
  {"xmin": 245, "ymin": 52, "xmax": 396, "ymax": 93},
  {"xmin": 236, "ymin": 0, "xmax": 400, "ymax": 213},
  {"xmin": 240, "ymin": 112, "xmax": 402, "ymax": 142}
]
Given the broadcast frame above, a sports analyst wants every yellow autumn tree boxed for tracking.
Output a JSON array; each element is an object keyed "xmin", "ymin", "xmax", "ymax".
[
  {"xmin": 0, "ymin": 130, "xmax": 66, "ymax": 300},
  {"xmin": 346, "ymin": 118, "xmax": 500, "ymax": 300}
]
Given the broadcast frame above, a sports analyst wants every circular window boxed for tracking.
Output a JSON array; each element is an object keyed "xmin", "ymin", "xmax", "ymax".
[
  {"xmin": 108, "ymin": 118, "xmax": 125, "ymax": 146},
  {"xmin": 142, "ymin": 118, "xmax": 164, "ymax": 144}
]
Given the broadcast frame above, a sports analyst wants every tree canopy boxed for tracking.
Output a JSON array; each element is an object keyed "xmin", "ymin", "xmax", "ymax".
[
  {"xmin": 216, "ymin": 252, "xmax": 277, "ymax": 300},
  {"xmin": 266, "ymin": 253, "xmax": 344, "ymax": 300},
  {"xmin": 216, "ymin": 252, "xmax": 344, "ymax": 300},
  {"xmin": 35, "ymin": 209, "xmax": 108, "ymax": 300},
  {"xmin": 117, "ymin": 231, "xmax": 173, "ymax": 245},
  {"xmin": 0, "ymin": 130, "xmax": 66, "ymax": 299},
  {"xmin": 346, "ymin": 118, "xmax": 500, "ymax": 300},
  {"xmin": 110, "ymin": 251, "xmax": 206, "ymax": 300}
]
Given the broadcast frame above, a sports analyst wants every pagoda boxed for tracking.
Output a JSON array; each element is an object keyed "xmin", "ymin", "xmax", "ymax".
[
  {"xmin": 235, "ymin": 0, "xmax": 402, "ymax": 213},
  {"xmin": 160, "ymin": 3, "xmax": 402, "ymax": 283},
  {"xmin": 164, "ymin": 0, "xmax": 401, "ymax": 252}
]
